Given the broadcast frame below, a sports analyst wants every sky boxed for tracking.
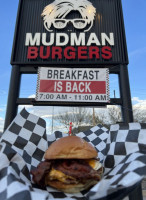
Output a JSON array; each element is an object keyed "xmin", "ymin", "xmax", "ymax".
[{"xmin": 0, "ymin": 0, "xmax": 146, "ymax": 133}]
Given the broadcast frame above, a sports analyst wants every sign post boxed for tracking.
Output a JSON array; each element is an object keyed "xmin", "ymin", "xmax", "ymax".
[{"xmin": 4, "ymin": 0, "xmax": 133, "ymax": 130}]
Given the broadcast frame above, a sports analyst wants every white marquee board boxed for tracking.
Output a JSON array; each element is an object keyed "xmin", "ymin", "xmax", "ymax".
[{"xmin": 36, "ymin": 67, "xmax": 110, "ymax": 102}]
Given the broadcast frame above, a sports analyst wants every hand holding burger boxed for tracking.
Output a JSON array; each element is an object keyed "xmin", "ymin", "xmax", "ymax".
[{"xmin": 31, "ymin": 135, "xmax": 103, "ymax": 193}]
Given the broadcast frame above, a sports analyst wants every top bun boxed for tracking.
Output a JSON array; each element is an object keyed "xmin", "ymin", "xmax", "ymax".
[{"xmin": 44, "ymin": 136, "xmax": 97, "ymax": 160}]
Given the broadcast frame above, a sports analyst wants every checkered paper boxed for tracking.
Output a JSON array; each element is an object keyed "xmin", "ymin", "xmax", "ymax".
[
  {"xmin": 0, "ymin": 109, "xmax": 146, "ymax": 200},
  {"xmin": 88, "ymin": 123, "xmax": 146, "ymax": 199}
]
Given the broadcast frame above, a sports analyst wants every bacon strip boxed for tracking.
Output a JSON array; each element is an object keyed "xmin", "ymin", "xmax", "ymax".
[
  {"xmin": 31, "ymin": 159, "xmax": 102, "ymax": 186},
  {"xmin": 31, "ymin": 161, "xmax": 51, "ymax": 186},
  {"xmin": 53, "ymin": 159, "xmax": 101, "ymax": 181}
]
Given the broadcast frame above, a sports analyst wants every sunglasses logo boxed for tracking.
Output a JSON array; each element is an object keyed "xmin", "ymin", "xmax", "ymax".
[{"xmin": 41, "ymin": 0, "xmax": 96, "ymax": 32}]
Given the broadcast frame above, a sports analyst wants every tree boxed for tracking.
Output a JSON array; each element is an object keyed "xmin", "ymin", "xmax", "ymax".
[
  {"xmin": 55, "ymin": 107, "xmax": 90, "ymax": 130},
  {"xmin": 133, "ymin": 105, "xmax": 146, "ymax": 123},
  {"xmin": 107, "ymin": 105, "xmax": 122, "ymax": 124},
  {"xmin": 88, "ymin": 111, "xmax": 105, "ymax": 125},
  {"xmin": 55, "ymin": 106, "xmax": 123, "ymax": 132}
]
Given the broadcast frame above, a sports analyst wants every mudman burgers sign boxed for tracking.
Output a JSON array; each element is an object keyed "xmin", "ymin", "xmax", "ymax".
[
  {"xmin": 25, "ymin": 0, "xmax": 115, "ymax": 61},
  {"xmin": 11, "ymin": 0, "xmax": 128, "ymax": 64}
]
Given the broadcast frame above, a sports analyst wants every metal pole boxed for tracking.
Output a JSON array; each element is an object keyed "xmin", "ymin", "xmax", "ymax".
[
  {"xmin": 93, "ymin": 107, "xmax": 96, "ymax": 126},
  {"xmin": 129, "ymin": 182, "xmax": 143, "ymax": 200},
  {"xmin": 114, "ymin": 90, "xmax": 116, "ymax": 98},
  {"xmin": 51, "ymin": 106, "xmax": 54, "ymax": 134},
  {"xmin": 4, "ymin": 65, "xmax": 21, "ymax": 131},
  {"xmin": 119, "ymin": 65, "xmax": 133, "ymax": 123}
]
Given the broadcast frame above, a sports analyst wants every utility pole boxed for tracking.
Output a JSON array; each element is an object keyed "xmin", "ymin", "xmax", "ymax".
[
  {"xmin": 51, "ymin": 106, "xmax": 54, "ymax": 134},
  {"xmin": 93, "ymin": 107, "xmax": 96, "ymax": 126},
  {"xmin": 114, "ymin": 90, "xmax": 116, "ymax": 98}
]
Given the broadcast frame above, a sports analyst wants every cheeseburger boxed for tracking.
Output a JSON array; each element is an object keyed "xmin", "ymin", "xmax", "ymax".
[{"xmin": 31, "ymin": 136, "xmax": 103, "ymax": 193}]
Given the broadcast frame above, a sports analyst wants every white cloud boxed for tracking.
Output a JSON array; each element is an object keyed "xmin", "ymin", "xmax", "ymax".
[
  {"xmin": 41, "ymin": 114, "xmax": 53, "ymax": 118},
  {"xmin": 132, "ymin": 97, "xmax": 146, "ymax": 106},
  {"xmin": 131, "ymin": 97, "xmax": 146, "ymax": 122},
  {"xmin": 28, "ymin": 94, "xmax": 36, "ymax": 98},
  {"xmin": 27, "ymin": 106, "xmax": 55, "ymax": 118},
  {"xmin": 19, "ymin": 105, "xmax": 74, "ymax": 119},
  {"xmin": 18, "ymin": 94, "xmax": 69, "ymax": 118},
  {"xmin": 132, "ymin": 97, "xmax": 140, "ymax": 102},
  {"xmin": 18, "ymin": 105, "xmax": 33, "ymax": 110},
  {"xmin": 0, "ymin": 109, "xmax": 5, "ymax": 132},
  {"xmin": 46, "ymin": 123, "xmax": 68, "ymax": 135},
  {"xmin": 0, "ymin": 117, "xmax": 4, "ymax": 133}
]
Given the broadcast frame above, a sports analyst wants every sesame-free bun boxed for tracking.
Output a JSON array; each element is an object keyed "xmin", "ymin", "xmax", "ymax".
[
  {"xmin": 45, "ymin": 179, "xmax": 98, "ymax": 193},
  {"xmin": 44, "ymin": 136, "xmax": 97, "ymax": 160}
]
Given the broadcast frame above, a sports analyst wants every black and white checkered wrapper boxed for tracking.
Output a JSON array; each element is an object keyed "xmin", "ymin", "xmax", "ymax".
[{"xmin": 0, "ymin": 108, "xmax": 146, "ymax": 200}]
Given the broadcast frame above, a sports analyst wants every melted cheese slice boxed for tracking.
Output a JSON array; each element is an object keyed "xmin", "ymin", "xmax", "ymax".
[
  {"xmin": 49, "ymin": 168, "xmax": 75, "ymax": 183},
  {"xmin": 86, "ymin": 159, "xmax": 102, "ymax": 170}
]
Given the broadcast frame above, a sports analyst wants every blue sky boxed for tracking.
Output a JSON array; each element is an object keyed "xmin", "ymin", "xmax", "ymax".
[{"xmin": 0, "ymin": 0, "xmax": 146, "ymax": 132}]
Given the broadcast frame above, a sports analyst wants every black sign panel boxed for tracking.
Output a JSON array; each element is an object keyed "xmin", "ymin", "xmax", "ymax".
[{"xmin": 11, "ymin": 0, "xmax": 128, "ymax": 65}]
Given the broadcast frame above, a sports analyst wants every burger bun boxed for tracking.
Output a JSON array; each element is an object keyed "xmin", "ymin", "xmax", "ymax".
[{"xmin": 44, "ymin": 136, "xmax": 97, "ymax": 160}]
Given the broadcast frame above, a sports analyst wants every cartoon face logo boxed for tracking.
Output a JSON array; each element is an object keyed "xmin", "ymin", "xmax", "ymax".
[{"xmin": 41, "ymin": 0, "xmax": 96, "ymax": 32}]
